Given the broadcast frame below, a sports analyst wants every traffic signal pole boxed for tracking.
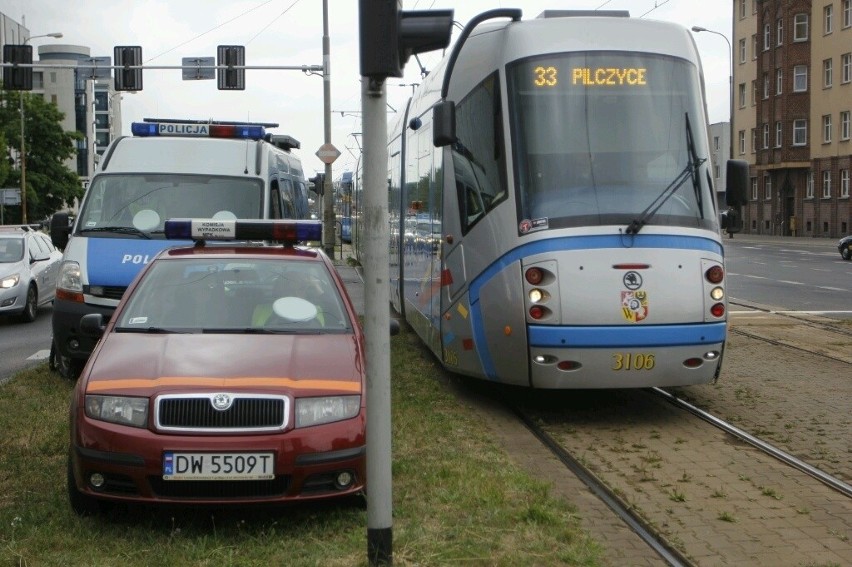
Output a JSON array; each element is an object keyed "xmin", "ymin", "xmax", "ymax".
[{"xmin": 321, "ymin": 0, "xmax": 336, "ymax": 258}]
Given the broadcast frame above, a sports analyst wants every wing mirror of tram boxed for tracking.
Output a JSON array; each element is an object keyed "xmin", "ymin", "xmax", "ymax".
[{"xmin": 432, "ymin": 100, "xmax": 457, "ymax": 147}]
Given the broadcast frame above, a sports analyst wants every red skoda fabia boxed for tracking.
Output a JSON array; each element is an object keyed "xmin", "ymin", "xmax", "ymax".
[{"xmin": 67, "ymin": 220, "xmax": 378, "ymax": 514}]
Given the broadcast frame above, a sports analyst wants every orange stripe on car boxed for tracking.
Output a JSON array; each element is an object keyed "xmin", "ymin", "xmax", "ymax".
[{"xmin": 86, "ymin": 377, "xmax": 361, "ymax": 393}]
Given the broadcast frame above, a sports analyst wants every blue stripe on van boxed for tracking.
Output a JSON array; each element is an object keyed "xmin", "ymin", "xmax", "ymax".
[
  {"xmin": 87, "ymin": 239, "xmax": 189, "ymax": 287},
  {"xmin": 466, "ymin": 233, "xmax": 723, "ymax": 380},
  {"xmin": 528, "ymin": 322, "xmax": 727, "ymax": 348}
]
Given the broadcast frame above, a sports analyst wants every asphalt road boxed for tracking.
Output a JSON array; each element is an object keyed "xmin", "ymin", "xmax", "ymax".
[{"xmin": 0, "ymin": 303, "xmax": 53, "ymax": 382}]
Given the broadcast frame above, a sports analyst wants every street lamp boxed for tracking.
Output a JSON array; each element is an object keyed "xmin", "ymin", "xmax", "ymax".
[
  {"xmin": 19, "ymin": 32, "xmax": 63, "ymax": 224},
  {"xmin": 691, "ymin": 26, "xmax": 733, "ymax": 161}
]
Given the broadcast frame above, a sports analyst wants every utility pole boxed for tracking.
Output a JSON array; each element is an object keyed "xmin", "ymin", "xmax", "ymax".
[{"xmin": 322, "ymin": 0, "xmax": 335, "ymax": 258}]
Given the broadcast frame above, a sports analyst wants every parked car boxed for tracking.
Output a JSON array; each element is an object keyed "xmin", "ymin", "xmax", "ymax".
[
  {"xmin": 0, "ymin": 225, "xmax": 63, "ymax": 322},
  {"xmin": 839, "ymin": 235, "xmax": 852, "ymax": 260},
  {"xmin": 67, "ymin": 218, "xmax": 398, "ymax": 515}
]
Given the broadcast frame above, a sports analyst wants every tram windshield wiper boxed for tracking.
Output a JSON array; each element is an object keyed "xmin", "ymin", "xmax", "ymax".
[
  {"xmin": 625, "ymin": 112, "xmax": 706, "ymax": 235},
  {"xmin": 79, "ymin": 226, "xmax": 153, "ymax": 239}
]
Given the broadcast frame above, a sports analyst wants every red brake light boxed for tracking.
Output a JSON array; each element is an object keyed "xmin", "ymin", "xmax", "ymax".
[
  {"xmin": 525, "ymin": 267, "xmax": 543, "ymax": 285},
  {"xmin": 705, "ymin": 265, "xmax": 724, "ymax": 284},
  {"xmin": 529, "ymin": 305, "xmax": 544, "ymax": 320},
  {"xmin": 710, "ymin": 303, "xmax": 725, "ymax": 317}
]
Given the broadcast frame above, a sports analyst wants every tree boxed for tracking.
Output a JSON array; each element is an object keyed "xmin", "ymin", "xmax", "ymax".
[{"xmin": 0, "ymin": 87, "xmax": 83, "ymax": 224}]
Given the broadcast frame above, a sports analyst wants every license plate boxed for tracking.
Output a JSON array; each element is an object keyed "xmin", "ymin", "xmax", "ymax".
[
  {"xmin": 611, "ymin": 352, "xmax": 656, "ymax": 371},
  {"xmin": 163, "ymin": 452, "xmax": 275, "ymax": 480}
]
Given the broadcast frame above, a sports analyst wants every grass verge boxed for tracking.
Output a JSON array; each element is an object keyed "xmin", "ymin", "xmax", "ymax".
[{"xmin": 0, "ymin": 325, "xmax": 602, "ymax": 566}]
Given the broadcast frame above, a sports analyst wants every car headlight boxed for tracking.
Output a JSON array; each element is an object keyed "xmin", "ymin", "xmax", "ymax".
[
  {"xmin": 85, "ymin": 395, "xmax": 148, "ymax": 427},
  {"xmin": 295, "ymin": 395, "xmax": 360, "ymax": 428},
  {"xmin": 57, "ymin": 261, "xmax": 83, "ymax": 293},
  {"xmin": 1, "ymin": 274, "xmax": 20, "ymax": 289}
]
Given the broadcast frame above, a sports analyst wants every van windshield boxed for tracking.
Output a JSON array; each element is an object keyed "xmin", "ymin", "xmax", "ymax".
[{"xmin": 76, "ymin": 174, "xmax": 264, "ymax": 236}]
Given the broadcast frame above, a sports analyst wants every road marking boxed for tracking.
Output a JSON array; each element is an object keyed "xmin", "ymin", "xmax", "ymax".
[{"xmin": 27, "ymin": 350, "xmax": 51, "ymax": 361}]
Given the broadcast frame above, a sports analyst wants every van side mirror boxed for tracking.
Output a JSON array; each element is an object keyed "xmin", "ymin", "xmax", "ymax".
[
  {"xmin": 50, "ymin": 212, "xmax": 71, "ymax": 250},
  {"xmin": 725, "ymin": 160, "xmax": 749, "ymax": 207},
  {"xmin": 80, "ymin": 313, "xmax": 106, "ymax": 337},
  {"xmin": 433, "ymin": 100, "xmax": 457, "ymax": 147}
]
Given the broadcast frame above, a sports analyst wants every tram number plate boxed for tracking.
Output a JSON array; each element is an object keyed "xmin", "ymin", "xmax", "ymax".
[
  {"xmin": 612, "ymin": 352, "xmax": 655, "ymax": 371},
  {"xmin": 163, "ymin": 452, "xmax": 275, "ymax": 480}
]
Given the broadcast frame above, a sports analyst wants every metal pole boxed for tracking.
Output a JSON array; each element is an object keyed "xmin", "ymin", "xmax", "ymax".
[
  {"xmin": 322, "ymin": 0, "xmax": 335, "ymax": 258},
  {"xmin": 19, "ymin": 90, "xmax": 27, "ymax": 224},
  {"xmin": 363, "ymin": 74, "xmax": 392, "ymax": 565}
]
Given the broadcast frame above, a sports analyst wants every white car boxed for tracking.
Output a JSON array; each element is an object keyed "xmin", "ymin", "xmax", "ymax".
[{"xmin": 0, "ymin": 225, "xmax": 63, "ymax": 322}]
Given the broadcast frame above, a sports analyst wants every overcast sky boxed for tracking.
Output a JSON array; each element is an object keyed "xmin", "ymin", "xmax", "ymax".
[{"xmin": 7, "ymin": 0, "xmax": 731, "ymax": 177}]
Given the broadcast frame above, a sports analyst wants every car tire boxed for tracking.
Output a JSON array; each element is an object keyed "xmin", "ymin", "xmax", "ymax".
[
  {"xmin": 842, "ymin": 248, "xmax": 851, "ymax": 260},
  {"xmin": 55, "ymin": 349, "xmax": 85, "ymax": 381},
  {"xmin": 18, "ymin": 285, "xmax": 38, "ymax": 323},
  {"xmin": 67, "ymin": 453, "xmax": 104, "ymax": 516}
]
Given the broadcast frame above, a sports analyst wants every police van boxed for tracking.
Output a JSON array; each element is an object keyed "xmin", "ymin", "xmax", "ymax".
[{"xmin": 50, "ymin": 118, "xmax": 312, "ymax": 379}]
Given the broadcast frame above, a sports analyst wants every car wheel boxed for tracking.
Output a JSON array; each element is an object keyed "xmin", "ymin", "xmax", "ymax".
[
  {"xmin": 55, "ymin": 350, "xmax": 85, "ymax": 381},
  {"xmin": 67, "ymin": 453, "xmax": 104, "ymax": 516},
  {"xmin": 842, "ymin": 248, "xmax": 852, "ymax": 260},
  {"xmin": 18, "ymin": 285, "xmax": 38, "ymax": 323}
]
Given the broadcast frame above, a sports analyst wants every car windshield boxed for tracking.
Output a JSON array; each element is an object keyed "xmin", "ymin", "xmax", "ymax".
[
  {"xmin": 507, "ymin": 51, "xmax": 718, "ymax": 232},
  {"xmin": 114, "ymin": 257, "xmax": 351, "ymax": 333},
  {"xmin": 0, "ymin": 237, "xmax": 24, "ymax": 263},
  {"xmin": 76, "ymin": 174, "xmax": 264, "ymax": 237}
]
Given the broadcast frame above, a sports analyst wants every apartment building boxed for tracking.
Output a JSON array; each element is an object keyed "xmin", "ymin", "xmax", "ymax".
[{"xmin": 733, "ymin": 0, "xmax": 851, "ymax": 238}]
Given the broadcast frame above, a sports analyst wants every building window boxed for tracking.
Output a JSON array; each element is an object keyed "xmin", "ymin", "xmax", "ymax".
[
  {"xmin": 752, "ymin": 34, "xmax": 758, "ymax": 59},
  {"xmin": 739, "ymin": 130, "xmax": 746, "ymax": 155},
  {"xmin": 844, "ymin": 0, "xmax": 851, "ymax": 28},
  {"xmin": 775, "ymin": 121, "xmax": 783, "ymax": 147},
  {"xmin": 793, "ymin": 119, "xmax": 808, "ymax": 145},
  {"xmin": 806, "ymin": 171, "xmax": 814, "ymax": 198},
  {"xmin": 777, "ymin": 18, "xmax": 784, "ymax": 45},
  {"xmin": 49, "ymin": 71, "xmax": 57, "ymax": 83},
  {"xmin": 714, "ymin": 164, "xmax": 721, "ymax": 179},
  {"xmin": 842, "ymin": 53, "xmax": 851, "ymax": 84},
  {"xmin": 739, "ymin": 83, "xmax": 747, "ymax": 108},
  {"xmin": 763, "ymin": 73, "xmax": 769, "ymax": 98},
  {"xmin": 841, "ymin": 169, "xmax": 850, "ymax": 198},
  {"xmin": 751, "ymin": 177, "xmax": 758, "ymax": 200},
  {"xmin": 751, "ymin": 80, "xmax": 757, "ymax": 104},
  {"xmin": 751, "ymin": 128, "xmax": 757, "ymax": 153},
  {"xmin": 824, "ymin": 58, "xmax": 833, "ymax": 87},
  {"xmin": 794, "ymin": 13, "xmax": 809, "ymax": 41},
  {"xmin": 763, "ymin": 123, "xmax": 770, "ymax": 148},
  {"xmin": 793, "ymin": 65, "xmax": 808, "ymax": 91},
  {"xmin": 841, "ymin": 111, "xmax": 851, "ymax": 140},
  {"xmin": 822, "ymin": 170, "xmax": 832, "ymax": 198},
  {"xmin": 713, "ymin": 136, "xmax": 720, "ymax": 150},
  {"xmin": 740, "ymin": 0, "xmax": 746, "ymax": 19},
  {"xmin": 95, "ymin": 113, "xmax": 109, "ymax": 129},
  {"xmin": 764, "ymin": 174, "xmax": 772, "ymax": 200},
  {"xmin": 763, "ymin": 23, "xmax": 771, "ymax": 50},
  {"xmin": 739, "ymin": 38, "xmax": 747, "ymax": 63},
  {"xmin": 776, "ymin": 68, "xmax": 783, "ymax": 94},
  {"xmin": 823, "ymin": 114, "xmax": 832, "ymax": 143},
  {"xmin": 825, "ymin": 4, "xmax": 834, "ymax": 34}
]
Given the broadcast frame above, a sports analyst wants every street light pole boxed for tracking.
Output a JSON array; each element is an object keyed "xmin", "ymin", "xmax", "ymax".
[
  {"xmin": 18, "ymin": 32, "xmax": 63, "ymax": 225},
  {"xmin": 692, "ymin": 26, "xmax": 733, "ymax": 161}
]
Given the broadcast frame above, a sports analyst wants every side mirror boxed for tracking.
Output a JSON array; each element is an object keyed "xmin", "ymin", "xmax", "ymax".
[
  {"xmin": 725, "ymin": 160, "xmax": 749, "ymax": 207},
  {"xmin": 79, "ymin": 313, "xmax": 106, "ymax": 337},
  {"xmin": 432, "ymin": 100, "xmax": 457, "ymax": 147},
  {"xmin": 50, "ymin": 212, "xmax": 71, "ymax": 250}
]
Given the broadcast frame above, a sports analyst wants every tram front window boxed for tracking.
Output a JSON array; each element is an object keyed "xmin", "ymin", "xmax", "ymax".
[{"xmin": 507, "ymin": 51, "xmax": 718, "ymax": 232}]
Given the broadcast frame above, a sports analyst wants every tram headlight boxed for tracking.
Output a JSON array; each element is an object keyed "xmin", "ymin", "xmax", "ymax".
[
  {"xmin": 710, "ymin": 286, "xmax": 725, "ymax": 301},
  {"xmin": 529, "ymin": 288, "xmax": 543, "ymax": 303}
]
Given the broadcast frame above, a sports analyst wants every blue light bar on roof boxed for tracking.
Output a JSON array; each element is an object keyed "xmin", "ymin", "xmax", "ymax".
[
  {"xmin": 164, "ymin": 219, "xmax": 323, "ymax": 243},
  {"xmin": 130, "ymin": 121, "xmax": 266, "ymax": 139}
]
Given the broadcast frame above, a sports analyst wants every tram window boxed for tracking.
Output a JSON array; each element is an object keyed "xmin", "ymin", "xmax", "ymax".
[{"xmin": 453, "ymin": 72, "xmax": 508, "ymax": 234}]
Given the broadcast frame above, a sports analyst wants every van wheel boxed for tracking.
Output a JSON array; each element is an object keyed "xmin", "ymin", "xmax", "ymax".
[
  {"xmin": 55, "ymin": 350, "xmax": 85, "ymax": 381},
  {"xmin": 67, "ymin": 453, "xmax": 104, "ymax": 516},
  {"xmin": 18, "ymin": 285, "xmax": 38, "ymax": 323},
  {"xmin": 842, "ymin": 248, "xmax": 851, "ymax": 260}
]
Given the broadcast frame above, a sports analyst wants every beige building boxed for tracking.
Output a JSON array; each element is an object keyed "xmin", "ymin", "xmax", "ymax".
[{"xmin": 733, "ymin": 0, "xmax": 851, "ymax": 238}]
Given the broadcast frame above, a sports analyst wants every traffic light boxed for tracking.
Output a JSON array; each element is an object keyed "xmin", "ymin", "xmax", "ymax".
[
  {"xmin": 3, "ymin": 45, "xmax": 33, "ymax": 91},
  {"xmin": 114, "ymin": 46, "xmax": 143, "ymax": 91},
  {"xmin": 359, "ymin": 0, "xmax": 454, "ymax": 79},
  {"xmin": 309, "ymin": 174, "xmax": 324, "ymax": 196},
  {"xmin": 217, "ymin": 46, "xmax": 245, "ymax": 90}
]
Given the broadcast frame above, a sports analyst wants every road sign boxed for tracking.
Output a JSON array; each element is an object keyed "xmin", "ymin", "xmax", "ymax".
[
  {"xmin": 316, "ymin": 143, "xmax": 341, "ymax": 164},
  {"xmin": 182, "ymin": 57, "xmax": 215, "ymax": 80},
  {"xmin": 1, "ymin": 188, "xmax": 21, "ymax": 206}
]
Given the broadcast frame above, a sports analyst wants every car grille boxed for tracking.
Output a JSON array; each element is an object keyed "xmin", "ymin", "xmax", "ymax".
[
  {"xmin": 149, "ymin": 476, "xmax": 291, "ymax": 499},
  {"xmin": 85, "ymin": 285, "xmax": 126, "ymax": 300},
  {"xmin": 155, "ymin": 394, "xmax": 289, "ymax": 432}
]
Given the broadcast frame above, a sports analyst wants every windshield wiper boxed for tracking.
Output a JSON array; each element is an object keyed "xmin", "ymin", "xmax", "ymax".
[
  {"xmin": 116, "ymin": 327, "xmax": 190, "ymax": 333},
  {"xmin": 625, "ymin": 112, "xmax": 707, "ymax": 235},
  {"xmin": 79, "ymin": 226, "xmax": 152, "ymax": 239}
]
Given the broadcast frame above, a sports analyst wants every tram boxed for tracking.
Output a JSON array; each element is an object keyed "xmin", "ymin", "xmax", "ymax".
[{"xmin": 354, "ymin": 9, "xmax": 748, "ymax": 388}]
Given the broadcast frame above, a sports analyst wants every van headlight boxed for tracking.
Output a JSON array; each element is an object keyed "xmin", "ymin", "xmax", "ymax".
[
  {"xmin": 57, "ymin": 261, "xmax": 83, "ymax": 293},
  {"xmin": 295, "ymin": 396, "xmax": 360, "ymax": 427},
  {"xmin": 85, "ymin": 395, "xmax": 148, "ymax": 427}
]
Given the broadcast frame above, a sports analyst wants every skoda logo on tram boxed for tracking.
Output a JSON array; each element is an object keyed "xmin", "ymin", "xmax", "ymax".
[{"xmin": 623, "ymin": 271, "xmax": 643, "ymax": 290}]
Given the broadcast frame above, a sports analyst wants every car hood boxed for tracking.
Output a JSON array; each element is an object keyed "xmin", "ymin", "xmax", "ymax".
[
  {"xmin": 84, "ymin": 333, "xmax": 364, "ymax": 397},
  {"xmin": 0, "ymin": 260, "xmax": 27, "ymax": 277}
]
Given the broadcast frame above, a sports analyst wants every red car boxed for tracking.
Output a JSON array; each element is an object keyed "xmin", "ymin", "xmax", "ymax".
[{"xmin": 67, "ymin": 219, "xmax": 385, "ymax": 514}]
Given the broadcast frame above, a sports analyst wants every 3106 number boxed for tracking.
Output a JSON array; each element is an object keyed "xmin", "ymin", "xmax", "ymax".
[{"xmin": 612, "ymin": 353, "xmax": 655, "ymax": 371}]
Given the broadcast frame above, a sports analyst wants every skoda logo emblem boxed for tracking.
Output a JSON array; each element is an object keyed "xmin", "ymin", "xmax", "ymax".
[
  {"xmin": 211, "ymin": 393, "xmax": 233, "ymax": 411},
  {"xmin": 623, "ymin": 271, "xmax": 643, "ymax": 290}
]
